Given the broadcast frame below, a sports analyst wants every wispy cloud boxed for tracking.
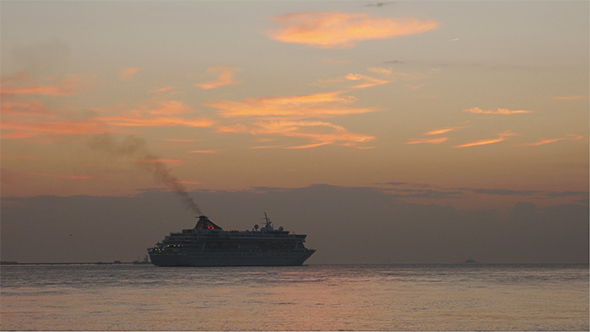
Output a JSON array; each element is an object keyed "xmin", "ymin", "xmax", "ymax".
[
  {"xmin": 553, "ymin": 95, "xmax": 588, "ymax": 101},
  {"xmin": 315, "ymin": 73, "xmax": 391, "ymax": 89},
  {"xmin": 147, "ymin": 100, "xmax": 193, "ymax": 115},
  {"xmin": 208, "ymin": 91, "xmax": 374, "ymax": 119},
  {"xmin": 0, "ymin": 74, "xmax": 86, "ymax": 96},
  {"xmin": 208, "ymin": 88, "xmax": 378, "ymax": 148},
  {"xmin": 196, "ymin": 66, "xmax": 241, "ymax": 90},
  {"xmin": 1, "ymin": 99, "xmax": 55, "ymax": 118},
  {"xmin": 367, "ymin": 67, "xmax": 392, "ymax": 76},
  {"xmin": 95, "ymin": 115, "xmax": 214, "ymax": 128},
  {"xmin": 454, "ymin": 131, "xmax": 518, "ymax": 148},
  {"xmin": 150, "ymin": 86, "xmax": 177, "ymax": 93},
  {"xmin": 269, "ymin": 12, "xmax": 439, "ymax": 49},
  {"xmin": 465, "ymin": 107, "xmax": 533, "ymax": 115},
  {"xmin": 0, "ymin": 119, "xmax": 110, "ymax": 139},
  {"xmin": 422, "ymin": 126, "xmax": 462, "ymax": 136},
  {"xmin": 249, "ymin": 120, "xmax": 375, "ymax": 149},
  {"xmin": 406, "ymin": 137, "xmax": 448, "ymax": 145},
  {"xmin": 119, "ymin": 67, "xmax": 141, "ymax": 81},
  {"xmin": 519, "ymin": 134, "xmax": 584, "ymax": 146},
  {"xmin": 519, "ymin": 138, "xmax": 565, "ymax": 146}
]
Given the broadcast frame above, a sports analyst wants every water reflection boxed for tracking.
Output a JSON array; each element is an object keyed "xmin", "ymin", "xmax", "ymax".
[{"xmin": 1, "ymin": 264, "xmax": 588, "ymax": 330}]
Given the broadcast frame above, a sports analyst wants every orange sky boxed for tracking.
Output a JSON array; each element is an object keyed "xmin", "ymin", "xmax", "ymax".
[{"xmin": 1, "ymin": 1, "xmax": 588, "ymax": 210}]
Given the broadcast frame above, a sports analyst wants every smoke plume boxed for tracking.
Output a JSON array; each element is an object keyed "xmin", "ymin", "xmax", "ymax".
[{"xmin": 88, "ymin": 134, "xmax": 204, "ymax": 216}]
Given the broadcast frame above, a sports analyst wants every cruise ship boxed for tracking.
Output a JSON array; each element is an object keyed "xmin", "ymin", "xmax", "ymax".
[{"xmin": 147, "ymin": 214, "xmax": 316, "ymax": 266}]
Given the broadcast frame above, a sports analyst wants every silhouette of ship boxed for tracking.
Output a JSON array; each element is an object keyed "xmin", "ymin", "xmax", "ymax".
[
  {"xmin": 464, "ymin": 257, "xmax": 476, "ymax": 263},
  {"xmin": 148, "ymin": 213, "xmax": 315, "ymax": 266}
]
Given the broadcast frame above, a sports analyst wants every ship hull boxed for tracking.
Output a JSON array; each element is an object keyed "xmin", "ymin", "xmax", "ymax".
[{"xmin": 149, "ymin": 249, "xmax": 315, "ymax": 267}]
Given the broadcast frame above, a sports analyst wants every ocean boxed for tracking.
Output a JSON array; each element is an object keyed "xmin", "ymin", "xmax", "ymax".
[{"xmin": 1, "ymin": 263, "xmax": 588, "ymax": 331}]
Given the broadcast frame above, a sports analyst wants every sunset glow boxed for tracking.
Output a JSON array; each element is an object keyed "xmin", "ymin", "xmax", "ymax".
[{"xmin": 1, "ymin": 1, "xmax": 587, "ymax": 217}]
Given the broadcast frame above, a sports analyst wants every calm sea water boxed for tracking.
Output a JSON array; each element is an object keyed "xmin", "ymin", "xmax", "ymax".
[{"xmin": 1, "ymin": 264, "xmax": 588, "ymax": 331}]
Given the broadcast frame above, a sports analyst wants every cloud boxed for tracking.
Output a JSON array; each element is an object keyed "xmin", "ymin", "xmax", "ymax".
[
  {"xmin": 1, "ymin": 99, "xmax": 55, "ymax": 118},
  {"xmin": 150, "ymin": 86, "xmax": 177, "ymax": 93},
  {"xmin": 422, "ymin": 126, "xmax": 462, "ymax": 136},
  {"xmin": 95, "ymin": 115, "xmax": 214, "ymax": 128},
  {"xmin": 519, "ymin": 138, "xmax": 565, "ymax": 146},
  {"xmin": 208, "ymin": 89, "xmax": 377, "ymax": 148},
  {"xmin": 406, "ymin": 137, "xmax": 448, "ymax": 145},
  {"xmin": 553, "ymin": 95, "xmax": 588, "ymax": 101},
  {"xmin": 464, "ymin": 107, "xmax": 533, "ymax": 115},
  {"xmin": 0, "ymin": 119, "xmax": 110, "ymax": 139},
  {"xmin": 208, "ymin": 91, "xmax": 375, "ymax": 119},
  {"xmin": 147, "ymin": 100, "xmax": 193, "ymax": 115},
  {"xmin": 119, "ymin": 67, "xmax": 141, "ymax": 81},
  {"xmin": 519, "ymin": 134, "xmax": 585, "ymax": 146},
  {"xmin": 268, "ymin": 12, "xmax": 439, "ymax": 48},
  {"xmin": 454, "ymin": 131, "xmax": 518, "ymax": 148},
  {"xmin": 196, "ymin": 66, "xmax": 241, "ymax": 90},
  {"xmin": 0, "ymin": 74, "xmax": 86, "ymax": 96},
  {"xmin": 365, "ymin": 2, "xmax": 395, "ymax": 7},
  {"xmin": 367, "ymin": 67, "xmax": 392, "ymax": 76},
  {"xmin": 315, "ymin": 73, "xmax": 391, "ymax": 89},
  {"xmin": 231, "ymin": 120, "xmax": 375, "ymax": 149}
]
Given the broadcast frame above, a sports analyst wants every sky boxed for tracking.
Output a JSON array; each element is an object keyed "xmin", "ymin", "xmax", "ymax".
[{"xmin": 1, "ymin": 1, "xmax": 588, "ymax": 263}]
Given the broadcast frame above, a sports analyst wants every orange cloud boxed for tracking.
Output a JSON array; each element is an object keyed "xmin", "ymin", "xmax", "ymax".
[
  {"xmin": 0, "ymin": 119, "xmax": 110, "ymax": 139},
  {"xmin": 367, "ymin": 67, "xmax": 392, "ymax": 76},
  {"xmin": 196, "ymin": 66, "xmax": 241, "ymax": 90},
  {"xmin": 248, "ymin": 120, "xmax": 374, "ymax": 148},
  {"xmin": 406, "ymin": 137, "xmax": 448, "ymax": 145},
  {"xmin": 317, "ymin": 73, "xmax": 391, "ymax": 89},
  {"xmin": 0, "ymin": 74, "xmax": 84, "ymax": 96},
  {"xmin": 119, "ymin": 67, "xmax": 141, "ymax": 81},
  {"xmin": 208, "ymin": 91, "xmax": 374, "ymax": 119},
  {"xmin": 148, "ymin": 100, "xmax": 193, "ymax": 115},
  {"xmin": 519, "ymin": 134, "xmax": 585, "ymax": 146},
  {"xmin": 95, "ymin": 115, "xmax": 214, "ymax": 128},
  {"xmin": 269, "ymin": 12, "xmax": 439, "ymax": 48},
  {"xmin": 454, "ymin": 131, "xmax": 518, "ymax": 148},
  {"xmin": 422, "ymin": 126, "xmax": 462, "ymax": 136},
  {"xmin": 151, "ymin": 86, "xmax": 177, "ymax": 93},
  {"xmin": 519, "ymin": 138, "xmax": 565, "ymax": 146},
  {"xmin": 553, "ymin": 95, "xmax": 588, "ymax": 100},
  {"xmin": 565, "ymin": 134, "xmax": 584, "ymax": 141},
  {"xmin": 464, "ymin": 107, "xmax": 532, "ymax": 115},
  {"xmin": 1, "ymin": 99, "xmax": 55, "ymax": 118}
]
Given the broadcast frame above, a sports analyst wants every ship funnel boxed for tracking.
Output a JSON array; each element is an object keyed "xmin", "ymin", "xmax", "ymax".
[{"xmin": 194, "ymin": 215, "xmax": 223, "ymax": 230}]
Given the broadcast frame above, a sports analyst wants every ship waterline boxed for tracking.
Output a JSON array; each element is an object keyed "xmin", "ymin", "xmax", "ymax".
[{"xmin": 148, "ymin": 214, "xmax": 316, "ymax": 267}]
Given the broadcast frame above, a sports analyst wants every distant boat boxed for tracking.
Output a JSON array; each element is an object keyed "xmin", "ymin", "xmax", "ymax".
[{"xmin": 464, "ymin": 257, "xmax": 476, "ymax": 263}]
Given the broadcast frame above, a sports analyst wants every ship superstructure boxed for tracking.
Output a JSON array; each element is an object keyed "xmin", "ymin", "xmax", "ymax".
[{"xmin": 148, "ymin": 214, "xmax": 315, "ymax": 266}]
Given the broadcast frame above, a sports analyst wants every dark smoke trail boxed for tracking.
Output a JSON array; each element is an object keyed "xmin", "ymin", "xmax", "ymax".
[{"xmin": 88, "ymin": 134, "xmax": 204, "ymax": 216}]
